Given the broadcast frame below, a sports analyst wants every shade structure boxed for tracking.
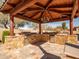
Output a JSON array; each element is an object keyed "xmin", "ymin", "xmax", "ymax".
[
  {"xmin": 0, "ymin": 0, "xmax": 79, "ymax": 23},
  {"xmin": 0, "ymin": 0, "xmax": 79, "ymax": 35}
]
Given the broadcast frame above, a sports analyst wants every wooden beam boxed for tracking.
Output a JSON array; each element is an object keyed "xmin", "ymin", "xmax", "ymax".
[
  {"xmin": 15, "ymin": 14, "xmax": 41, "ymax": 23},
  {"xmin": 39, "ymin": 23, "xmax": 42, "ymax": 34},
  {"xmin": 78, "ymin": 0, "xmax": 79, "ymax": 11},
  {"xmin": 70, "ymin": 0, "xmax": 78, "ymax": 35},
  {"xmin": 11, "ymin": 0, "xmax": 37, "ymax": 16},
  {"xmin": 70, "ymin": 19, "xmax": 73, "ymax": 35},
  {"xmin": 10, "ymin": 15, "xmax": 14, "ymax": 36},
  {"xmin": 45, "ymin": 0, "xmax": 52, "ymax": 9},
  {"xmin": 71, "ymin": 0, "xmax": 78, "ymax": 19}
]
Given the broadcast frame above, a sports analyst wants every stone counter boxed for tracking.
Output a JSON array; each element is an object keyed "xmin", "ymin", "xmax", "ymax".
[
  {"xmin": 55, "ymin": 35, "xmax": 78, "ymax": 45},
  {"xmin": 3, "ymin": 35, "xmax": 25, "ymax": 50},
  {"xmin": 27, "ymin": 34, "xmax": 50, "ymax": 44}
]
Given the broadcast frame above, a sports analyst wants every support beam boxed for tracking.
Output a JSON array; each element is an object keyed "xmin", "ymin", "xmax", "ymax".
[
  {"xmin": 39, "ymin": 23, "xmax": 42, "ymax": 34},
  {"xmin": 70, "ymin": 19, "xmax": 73, "ymax": 35},
  {"xmin": 10, "ymin": 15, "xmax": 14, "ymax": 36},
  {"xmin": 71, "ymin": 0, "xmax": 78, "ymax": 19},
  {"xmin": 78, "ymin": 0, "xmax": 79, "ymax": 11},
  {"xmin": 70, "ymin": 0, "xmax": 78, "ymax": 35}
]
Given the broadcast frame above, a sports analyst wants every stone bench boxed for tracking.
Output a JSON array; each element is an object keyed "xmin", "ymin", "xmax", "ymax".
[{"xmin": 65, "ymin": 43, "xmax": 79, "ymax": 58}]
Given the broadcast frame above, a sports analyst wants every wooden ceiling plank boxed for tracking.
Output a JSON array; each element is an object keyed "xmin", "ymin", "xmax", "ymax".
[
  {"xmin": 46, "ymin": 11, "xmax": 53, "ymax": 20},
  {"xmin": 11, "ymin": 0, "xmax": 37, "ymax": 16},
  {"xmin": 45, "ymin": 0, "xmax": 52, "ymax": 9},
  {"xmin": 49, "ymin": 4, "xmax": 73, "ymax": 8},
  {"xmin": 15, "ymin": 14, "xmax": 40, "ymax": 23},
  {"xmin": 30, "ymin": 11, "xmax": 41, "ymax": 18},
  {"xmin": 35, "ymin": 2, "xmax": 45, "ymax": 9},
  {"xmin": 44, "ymin": 18, "xmax": 69, "ymax": 23},
  {"xmin": 48, "ymin": 8, "xmax": 72, "ymax": 18},
  {"xmin": 38, "ymin": 11, "xmax": 44, "ymax": 20},
  {"xmin": 8, "ymin": 0, "xmax": 21, "ymax": 4},
  {"xmin": 48, "ymin": 0, "xmax": 73, "ymax": 7},
  {"xmin": 32, "ymin": 12, "xmax": 41, "ymax": 19},
  {"xmin": 49, "ymin": 9, "xmax": 72, "ymax": 15},
  {"xmin": 48, "ymin": 7, "xmax": 72, "ymax": 11},
  {"xmin": 23, "ymin": 10, "xmax": 41, "ymax": 17},
  {"xmin": 48, "ymin": 8, "xmax": 72, "ymax": 13}
]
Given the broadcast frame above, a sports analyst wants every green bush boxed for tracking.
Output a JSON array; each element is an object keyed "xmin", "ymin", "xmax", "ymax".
[{"xmin": 2, "ymin": 30, "xmax": 10, "ymax": 43}]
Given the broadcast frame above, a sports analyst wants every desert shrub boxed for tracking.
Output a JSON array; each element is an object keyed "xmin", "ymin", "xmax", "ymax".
[{"xmin": 2, "ymin": 30, "xmax": 10, "ymax": 43}]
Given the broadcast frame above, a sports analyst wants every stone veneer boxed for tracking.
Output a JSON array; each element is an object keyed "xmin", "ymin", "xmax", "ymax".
[
  {"xmin": 27, "ymin": 34, "xmax": 50, "ymax": 44},
  {"xmin": 3, "ymin": 34, "xmax": 78, "ymax": 50},
  {"xmin": 55, "ymin": 35, "xmax": 78, "ymax": 45},
  {"xmin": 3, "ymin": 35, "xmax": 25, "ymax": 50}
]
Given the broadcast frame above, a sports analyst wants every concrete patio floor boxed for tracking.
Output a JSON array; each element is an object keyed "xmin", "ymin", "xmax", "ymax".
[{"xmin": 0, "ymin": 42, "xmax": 77, "ymax": 59}]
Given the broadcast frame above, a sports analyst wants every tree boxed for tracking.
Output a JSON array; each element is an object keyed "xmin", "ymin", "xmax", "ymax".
[
  {"xmin": 0, "ymin": 13, "xmax": 9, "ymax": 28},
  {"xmin": 29, "ymin": 22, "xmax": 38, "ymax": 30},
  {"xmin": 0, "ymin": 19, "xmax": 8, "ymax": 28},
  {"xmin": 62, "ymin": 22, "xmax": 67, "ymax": 30},
  {"xmin": 14, "ymin": 17, "xmax": 31, "ymax": 28}
]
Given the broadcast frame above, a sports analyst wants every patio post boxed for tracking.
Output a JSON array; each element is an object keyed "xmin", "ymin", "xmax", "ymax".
[
  {"xmin": 39, "ymin": 23, "xmax": 42, "ymax": 34},
  {"xmin": 78, "ymin": 0, "xmax": 79, "ymax": 11},
  {"xmin": 70, "ymin": 19, "xmax": 73, "ymax": 35},
  {"xmin": 10, "ymin": 15, "xmax": 14, "ymax": 36}
]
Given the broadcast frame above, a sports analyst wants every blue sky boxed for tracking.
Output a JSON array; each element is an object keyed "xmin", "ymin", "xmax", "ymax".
[
  {"xmin": 21, "ymin": 17, "xmax": 79, "ymax": 29},
  {"xmin": 47, "ymin": 17, "xmax": 79, "ymax": 28}
]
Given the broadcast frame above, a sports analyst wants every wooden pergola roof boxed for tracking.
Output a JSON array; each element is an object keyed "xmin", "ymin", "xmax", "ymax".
[{"xmin": 0, "ymin": 0, "xmax": 79, "ymax": 23}]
